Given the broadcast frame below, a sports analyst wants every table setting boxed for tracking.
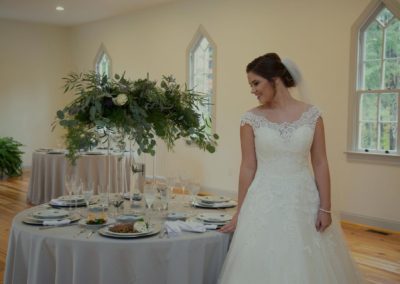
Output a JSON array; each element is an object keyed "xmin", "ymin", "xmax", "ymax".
[{"xmin": 6, "ymin": 179, "xmax": 237, "ymax": 284}]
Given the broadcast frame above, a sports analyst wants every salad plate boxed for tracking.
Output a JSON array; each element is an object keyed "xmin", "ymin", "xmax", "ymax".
[
  {"xmin": 116, "ymin": 213, "xmax": 144, "ymax": 223},
  {"xmin": 167, "ymin": 212, "xmax": 189, "ymax": 221},
  {"xmin": 58, "ymin": 195, "xmax": 85, "ymax": 202},
  {"xmin": 32, "ymin": 209, "xmax": 69, "ymax": 219},
  {"xmin": 23, "ymin": 213, "xmax": 80, "ymax": 225},
  {"xmin": 193, "ymin": 200, "xmax": 237, "ymax": 209},
  {"xmin": 196, "ymin": 212, "xmax": 232, "ymax": 223},
  {"xmin": 196, "ymin": 196, "xmax": 231, "ymax": 204}
]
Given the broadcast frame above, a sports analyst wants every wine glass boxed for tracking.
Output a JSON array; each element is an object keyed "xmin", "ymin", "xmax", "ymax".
[
  {"xmin": 188, "ymin": 181, "xmax": 201, "ymax": 206},
  {"xmin": 98, "ymin": 185, "xmax": 109, "ymax": 217},
  {"xmin": 143, "ymin": 184, "xmax": 156, "ymax": 210},
  {"xmin": 64, "ymin": 174, "xmax": 75, "ymax": 211},
  {"xmin": 110, "ymin": 192, "xmax": 124, "ymax": 217},
  {"xmin": 82, "ymin": 181, "xmax": 94, "ymax": 215},
  {"xmin": 72, "ymin": 179, "xmax": 83, "ymax": 211}
]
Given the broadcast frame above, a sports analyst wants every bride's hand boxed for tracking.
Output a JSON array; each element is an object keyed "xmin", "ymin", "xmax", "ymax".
[
  {"xmin": 315, "ymin": 211, "xmax": 332, "ymax": 232},
  {"xmin": 218, "ymin": 213, "xmax": 238, "ymax": 233}
]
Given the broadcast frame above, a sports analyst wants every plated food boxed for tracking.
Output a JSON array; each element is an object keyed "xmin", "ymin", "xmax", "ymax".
[
  {"xmin": 98, "ymin": 221, "xmax": 160, "ymax": 239},
  {"xmin": 78, "ymin": 216, "xmax": 111, "ymax": 229}
]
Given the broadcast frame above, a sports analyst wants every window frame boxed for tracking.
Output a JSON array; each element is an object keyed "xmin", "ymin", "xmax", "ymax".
[
  {"xmin": 94, "ymin": 43, "xmax": 112, "ymax": 78},
  {"xmin": 347, "ymin": 0, "xmax": 400, "ymax": 164},
  {"xmin": 186, "ymin": 25, "xmax": 217, "ymax": 133}
]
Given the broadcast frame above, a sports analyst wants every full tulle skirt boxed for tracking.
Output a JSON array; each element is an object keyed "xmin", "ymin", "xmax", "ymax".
[{"xmin": 218, "ymin": 173, "xmax": 364, "ymax": 284}]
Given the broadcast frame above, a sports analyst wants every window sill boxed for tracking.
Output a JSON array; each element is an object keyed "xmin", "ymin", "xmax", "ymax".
[{"xmin": 345, "ymin": 151, "xmax": 400, "ymax": 166}]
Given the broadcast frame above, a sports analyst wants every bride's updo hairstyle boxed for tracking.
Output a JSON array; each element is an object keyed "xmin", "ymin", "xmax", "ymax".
[{"xmin": 246, "ymin": 53, "xmax": 296, "ymax": 88}]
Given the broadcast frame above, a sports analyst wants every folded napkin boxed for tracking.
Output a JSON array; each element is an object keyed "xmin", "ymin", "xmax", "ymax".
[
  {"xmin": 165, "ymin": 220, "xmax": 217, "ymax": 237},
  {"xmin": 43, "ymin": 219, "xmax": 71, "ymax": 226}
]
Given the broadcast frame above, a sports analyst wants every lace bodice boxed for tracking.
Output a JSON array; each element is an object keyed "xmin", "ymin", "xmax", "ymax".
[{"xmin": 240, "ymin": 106, "xmax": 321, "ymax": 177}]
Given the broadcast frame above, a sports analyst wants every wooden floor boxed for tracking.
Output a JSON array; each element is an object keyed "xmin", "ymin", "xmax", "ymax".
[{"xmin": 1, "ymin": 171, "xmax": 400, "ymax": 284}]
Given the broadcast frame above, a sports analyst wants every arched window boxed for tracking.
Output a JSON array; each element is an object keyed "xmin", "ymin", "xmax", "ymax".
[
  {"xmin": 94, "ymin": 44, "xmax": 112, "ymax": 78},
  {"xmin": 348, "ymin": 0, "xmax": 400, "ymax": 162},
  {"xmin": 187, "ymin": 26, "xmax": 217, "ymax": 132}
]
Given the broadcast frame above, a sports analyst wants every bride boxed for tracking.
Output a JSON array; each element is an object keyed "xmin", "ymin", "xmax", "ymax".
[{"xmin": 218, "ymin": 53, "xmax": 363, "ymax": 283}]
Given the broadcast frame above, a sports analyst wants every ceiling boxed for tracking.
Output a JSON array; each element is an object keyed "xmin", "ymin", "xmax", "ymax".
[{"xmin": 0, "ymin": 0, "xmax": 178, "ymax": 27}]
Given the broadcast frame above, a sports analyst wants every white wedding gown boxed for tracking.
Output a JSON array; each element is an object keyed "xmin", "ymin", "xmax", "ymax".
[{"xmin": 218, "ymin": 106, "xmax": 363, "ymax": 284}]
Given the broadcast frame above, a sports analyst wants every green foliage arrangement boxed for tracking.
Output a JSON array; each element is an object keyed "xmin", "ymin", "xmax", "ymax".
[
  {"xmin": 0, "ymin": 137, "xmax": 24, "ymax": 178},
  {"xmin": 54, "ymin": 71, "xmax": 219, "ymax": 163}
]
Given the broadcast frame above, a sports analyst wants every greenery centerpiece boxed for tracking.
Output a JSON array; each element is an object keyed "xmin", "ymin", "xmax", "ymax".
[
  {"xmin": 0, "ymin": 137, "xmax": 24, "ymax": 178},
  {"xmin": 54, "ymin": 71, "xmax": 219, "ymax": 164}
]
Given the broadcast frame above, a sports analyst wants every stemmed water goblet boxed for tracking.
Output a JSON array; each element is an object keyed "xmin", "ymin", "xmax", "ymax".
[
  {"xmin": 188, "ymin": 181, "xmax": 201, "ymax": 207},
  {"xmin": 155, "ymin": 178, "xmax": 169, "ymax": 211},
  {"xmin": 82, "ymin": 181, "xmax": 94, "ymax": 216},
  {"xmin": 110, "ymin": 192, "xmax": 124, "ymax": 217},
  {"xmin": 144, "ymin": 184, "xmax": 157, "ymax": 210},
  {"xmin": 72, "ymin": 179, "xmax": 83, "ymax": 212},
  {"xmin": 64, "ymin": 174, "xmax": 75, "ymax": 211}
]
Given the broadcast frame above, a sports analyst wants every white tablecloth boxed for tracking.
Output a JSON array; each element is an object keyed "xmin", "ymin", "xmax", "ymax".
[
  {"xmin": 4, "ymin": 200, "xmax": 232, "ymax": 284},
  {"xmin": 27, "ymin": 151, "xmax": 130, "ymax": 205}
]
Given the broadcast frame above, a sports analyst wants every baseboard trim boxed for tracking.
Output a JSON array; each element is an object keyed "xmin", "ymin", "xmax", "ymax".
[{"xmin": 340, "ymin": 211, "xmax": 400, "ymax": 232}]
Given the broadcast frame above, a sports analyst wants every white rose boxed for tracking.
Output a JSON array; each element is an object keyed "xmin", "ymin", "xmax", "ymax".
[{"xmin": 112, "ymin": 93, "xmax": 128, "ymax": 106}]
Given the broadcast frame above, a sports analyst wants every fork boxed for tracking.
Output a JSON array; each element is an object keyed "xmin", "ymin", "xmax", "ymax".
[
  {"xmin": 74, "ymin": 228, "xmax": 86, "ymax": 238},
  {"xmin": 86, "ymin": 230, "xmax": 95, "ymax": 239}
]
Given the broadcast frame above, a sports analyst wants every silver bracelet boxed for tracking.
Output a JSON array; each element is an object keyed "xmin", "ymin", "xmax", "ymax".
[{"xmin": 319, "ymin": 208, "xmax": 331, "ymax": 214}]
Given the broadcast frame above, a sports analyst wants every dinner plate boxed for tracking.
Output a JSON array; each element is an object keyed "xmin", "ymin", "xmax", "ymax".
[
  {"xmin": 58, "ymin": 195, "xmax": 85, "ymax": 202},
  {"xmin": 196, "ymin": 196, "xmax": 231, "ymax": 204},
  {"xmin": 193, "ymin": 200, "xmax": 237, "ymax": 209},
  {"xmin": 167, "ymin": 212, "xmax": 189, "ymax": 221},
  {"xmin": 49, "ymin": 200, "xmax": 87, "ymax": 208},
  {"xmin": 196, "ymin": 212, "xmax": 232, "ymax": 223},
  {"xmin": 23, "ymin": 213, "xmax": 80, "ymax": 225},
  {"xmin": 32, "ymin": 209, "xmax": 69, "ymax": 219},
  {"xmin": 98, "ymin": 223, "xmax": 160, "ymax": 239}
]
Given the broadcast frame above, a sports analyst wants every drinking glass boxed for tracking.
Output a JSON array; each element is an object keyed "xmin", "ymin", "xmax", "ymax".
[{"xmin": 156, "ymin": 178, "xmax": 169, "ymax": 211}]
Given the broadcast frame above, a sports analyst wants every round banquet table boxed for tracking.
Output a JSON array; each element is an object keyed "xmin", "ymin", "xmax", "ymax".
[
  {"xmin": 27, "ymin": 151, "xmax": 130, "ymax": 205},
  {"xmin": 4, "ymin": 197, "xmax": 233, "ymax": 284}
]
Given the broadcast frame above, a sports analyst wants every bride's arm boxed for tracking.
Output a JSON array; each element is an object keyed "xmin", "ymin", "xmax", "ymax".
[
  {"xmin": 219, "ymin": 124, "xmax": 257, "ymax": 233},
  {"xmin": 310, "ymin": 117, "xmax": 332, "ymax": 232}
]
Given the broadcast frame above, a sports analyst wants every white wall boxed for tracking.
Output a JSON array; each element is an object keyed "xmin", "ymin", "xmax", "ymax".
[
  {"xmin": 67, "ymin": 0, "xmax": 400, "ymax": 229},
  {"xmin": 0, "ymin": 19, "xmax": 72, "ymax": 166},
  {"xmin": 0, "ymin": 0, "xmax": 398, "ymax": 229}
]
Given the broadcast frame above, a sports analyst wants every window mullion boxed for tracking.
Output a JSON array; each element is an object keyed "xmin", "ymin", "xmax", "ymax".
[
  {"xmin": 398, "ymin": 93, "xmax": 400, "ymax": 154},
  {"xmin": 377, "ymin": 94, "xmax": 382, "ymax": 151}
]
